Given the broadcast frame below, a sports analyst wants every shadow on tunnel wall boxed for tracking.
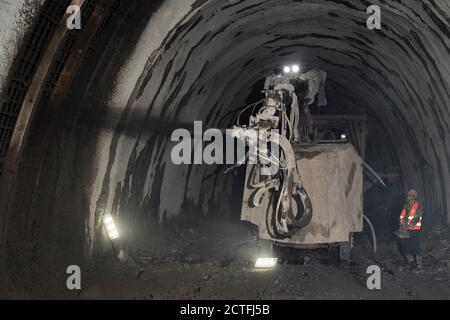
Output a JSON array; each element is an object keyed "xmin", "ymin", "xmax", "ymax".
[
  {"xmin": 0, "ymin": 0, "xmax": 449, "ymax": 297},
  {"xmin": 1, "ymin": 0, "xmax": 165, "ymax": 297}
]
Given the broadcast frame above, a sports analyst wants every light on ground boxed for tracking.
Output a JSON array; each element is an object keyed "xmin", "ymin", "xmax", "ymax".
[{"xmin": 255, "ymin": 257, "xmax": 278, "ymax": 269}]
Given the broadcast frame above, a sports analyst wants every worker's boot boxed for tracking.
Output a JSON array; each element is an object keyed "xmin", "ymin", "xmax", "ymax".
[
  {"xmin": 405, "ymin": 255, "xmax": 414, "ymax": 267},
  {"xmin": 415, "ymin": 255, "xmax": 423, "ymax": 269}
]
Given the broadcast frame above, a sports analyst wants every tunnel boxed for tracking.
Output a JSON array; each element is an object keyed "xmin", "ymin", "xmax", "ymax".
[{"xmin": 0, "ymin": 0, "xmax": 449, "ymax": 299}]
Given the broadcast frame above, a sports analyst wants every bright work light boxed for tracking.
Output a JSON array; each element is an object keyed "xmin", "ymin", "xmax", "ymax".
[
  {"xmin": 255, "ymin": 257, "xmax": 278, "ymax": 269},
  {"xmin": 292, "ymin": 65, "xmax": 300, "ymax": 73},
  {"xmin": 103, "ymin": 214, "xmax": 119, "ymax": 240},
  {"xmin": 283, "ymin": 66, "xmax": 291, "ymax": 74}
]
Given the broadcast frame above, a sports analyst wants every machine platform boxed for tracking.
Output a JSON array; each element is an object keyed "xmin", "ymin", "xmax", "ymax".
[{"xmin": 241, "ymin": 143, "xmax": 363, "ymax": 246}]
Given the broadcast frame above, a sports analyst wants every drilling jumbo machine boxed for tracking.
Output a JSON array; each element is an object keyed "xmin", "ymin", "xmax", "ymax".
[{"xmin": 231, "ymin": 67, "xmax": 364, "ymax": 262}]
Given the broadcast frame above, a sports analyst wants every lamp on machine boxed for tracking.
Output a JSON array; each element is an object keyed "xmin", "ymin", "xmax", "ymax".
[
  {"xmin": 283, "ymin": 64, "xmax": 300, "ymax": 74},
  {"xmin": 341, "ymin": 133, "xmax": 347, "ymax": 140},
  {"xmin": 254, "ymin": 257, "xmax": 278, "ymax": 269},
  {"xmin": 103, "ymin": 213, "xmax": 119, "ymax": 240}
]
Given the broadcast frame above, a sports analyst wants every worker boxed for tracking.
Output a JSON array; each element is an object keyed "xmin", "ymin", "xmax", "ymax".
[{"xmin": 396, "ymin": 189, "xmax": 423, "ymax": 268}]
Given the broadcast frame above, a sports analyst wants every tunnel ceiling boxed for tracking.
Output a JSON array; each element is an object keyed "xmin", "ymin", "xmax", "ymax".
[
  {"xmin": 3, "ymin": 0, "xmax": 450, "ymax": 295},
  {"xmin": 103, "ymin": 0, "xmax": 449, "ymax": 228}
]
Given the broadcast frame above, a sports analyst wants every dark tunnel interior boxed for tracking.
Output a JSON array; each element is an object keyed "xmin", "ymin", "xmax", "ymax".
[{"xmin": 0, "ymin": 0, "xmax": 449, "ymax": 299}]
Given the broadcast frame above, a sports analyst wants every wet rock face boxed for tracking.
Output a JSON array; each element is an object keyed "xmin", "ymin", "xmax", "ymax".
[
  {"xmin": 0, "ymin": 0, "xmax": 43, "ymax": 90},
  {"xmin": 106, "ymin": 0, "xmax": 449, "ymax": 231},
  {"xmin": 0, "ymin": 0, "xmax": 448, "ymax": 296}
]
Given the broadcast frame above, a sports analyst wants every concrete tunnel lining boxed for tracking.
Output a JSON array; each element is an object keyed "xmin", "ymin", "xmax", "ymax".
[
  {"xmin": 0, "ymin": 0, "xmax": 449, "ymax": 295},
  {"xmin": 103, "ymin": 0, "xmax": 450, "ymax": 232}
]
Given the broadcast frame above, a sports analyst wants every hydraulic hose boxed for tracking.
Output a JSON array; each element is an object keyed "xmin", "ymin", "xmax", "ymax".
[{"xmin": 363, "ymin": 214, "xmax": 377, "ymax": 255}]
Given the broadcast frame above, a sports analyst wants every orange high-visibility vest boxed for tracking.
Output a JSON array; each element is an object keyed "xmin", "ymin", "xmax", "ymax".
[{"xmin": 399, "ymin": 201, "xmax": 422, "ymax": 231}]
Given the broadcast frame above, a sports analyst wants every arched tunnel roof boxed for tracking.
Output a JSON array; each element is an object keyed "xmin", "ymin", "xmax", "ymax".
[
  {"xmin": 107, "ymin": 0, "xmax": 449, "ymax": 227},
  {"xmin": 0, "ymin": 0, "xmax": 449, "ymax": 293}
]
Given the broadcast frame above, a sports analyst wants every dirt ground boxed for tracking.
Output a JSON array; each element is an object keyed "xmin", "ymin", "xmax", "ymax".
[{"xmin": 59, "ymin": 220, "xmax": 450, "ymax": 300}]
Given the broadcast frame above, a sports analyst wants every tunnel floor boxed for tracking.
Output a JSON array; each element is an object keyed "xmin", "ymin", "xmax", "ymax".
[{"xmin": 19, "ymin": 219, "xmax": 449, "ymax": 300}]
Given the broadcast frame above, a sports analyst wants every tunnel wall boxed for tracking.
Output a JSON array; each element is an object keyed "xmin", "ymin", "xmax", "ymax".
[
  {"xmin": 0, "ymin": 0, "xmax": 43, "ymax": 91},
  {"xmin": 0, "ymin": 0, "xmax": 45, "ymax": 172},
  {"xmin": 0, "ymin": 0, "xmax": 448, "ymax": 296},
  {"xmin": 102, "ymin": 0, "xmax": 450, "ymax": 238},
  {"xmin": 92, "ymin": 0, "xmax": 238, "ymax": 249}
]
